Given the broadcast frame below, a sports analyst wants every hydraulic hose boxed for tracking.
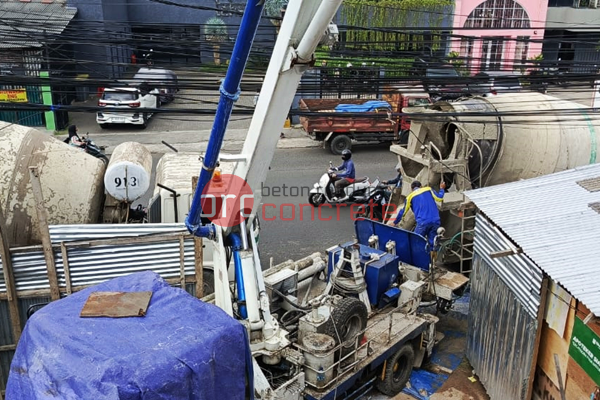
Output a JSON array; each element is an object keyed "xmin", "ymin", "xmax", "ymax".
[
  {"xmin": 229, "ymin": 233, "xmax": 248, "ymax": 319},
  {"xmin": 185, "ymin": 0, "xmax": 266, "ymax": 239}
]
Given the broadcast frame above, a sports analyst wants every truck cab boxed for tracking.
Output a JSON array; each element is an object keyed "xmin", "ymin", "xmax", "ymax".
[{"xmin": 96, "ymin": 86, "xmax": 159, "ymax": 129}]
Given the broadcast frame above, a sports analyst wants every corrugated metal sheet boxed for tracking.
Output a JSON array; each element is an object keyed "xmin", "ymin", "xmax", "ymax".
[
  {"xmin": 0, "ymin": 296, "xmax": 51, "ymax": 393},
  {"xmin": 465, "ymin": 163, "xmax": 600, "ymax": 316},
  {"xmin": 0, "ymin": 224, "xmax": 207, "ymax": 293},
  {"xmin": 0, "ymin": 2, "xmax": 77, "ymax": 49},
  {"xmin": 473, "ymin": 214, "xmax": 543, "ymax": 318},
  {"xmin": 467, "ymin": 254, "xmax": 538, "ymax": 400}
]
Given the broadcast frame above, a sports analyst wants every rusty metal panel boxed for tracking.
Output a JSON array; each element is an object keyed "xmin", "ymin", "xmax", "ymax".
[
  {"xmin": 80, "ymin": 291, "xmax": 152, "ymax": 318},
  {"xmin": 467, "ymin": 253, "xmax": 538, "ymax": 400}
]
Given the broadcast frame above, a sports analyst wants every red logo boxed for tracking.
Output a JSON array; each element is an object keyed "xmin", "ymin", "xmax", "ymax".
[{"xmin": 200, "ymin": 173, "xmax": 254, "ymax": 228}]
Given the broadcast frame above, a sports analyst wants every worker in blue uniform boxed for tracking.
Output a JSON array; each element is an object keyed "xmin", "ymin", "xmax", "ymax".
[{"xmin": 393, "ymin": 180, "xmax": 446, "ymax": 248}]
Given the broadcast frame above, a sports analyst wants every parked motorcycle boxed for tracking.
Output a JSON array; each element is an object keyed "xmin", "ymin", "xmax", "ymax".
[
  {"xmin": 65, "ymin": 133, "xmax": 109, "ymax": 164},
  {"xmin": 355, "ymin": 182, "xmax": 390, "ymax": 222},
  {"xmin": 308, "ymin": 161, "xmax": 376, "ymax": 206}
]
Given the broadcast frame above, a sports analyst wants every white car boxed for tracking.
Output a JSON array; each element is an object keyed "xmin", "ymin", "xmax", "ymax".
[{"xmin": 96, "ymin": 86, "xmax": 159, "ymax": 129}]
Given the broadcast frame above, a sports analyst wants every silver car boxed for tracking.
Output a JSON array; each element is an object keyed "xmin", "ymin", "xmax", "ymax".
[{"xmin": 133, "ymin": 67, "xmax": 179, "ymax": 104}]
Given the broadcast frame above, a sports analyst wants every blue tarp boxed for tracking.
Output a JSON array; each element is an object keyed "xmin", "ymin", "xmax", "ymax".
[
  {"xmin": 7, "ymin": 271, "xmax": 252, "ymax": 400},
  {"xmin": 334, "ymin": 100, "xmax": 391, "ymax": 112}
]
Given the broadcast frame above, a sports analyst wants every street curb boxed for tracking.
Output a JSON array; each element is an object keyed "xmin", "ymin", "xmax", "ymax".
[{"xmin": 105, "ymin": 138, "xmax": 320, "ymax": 155}]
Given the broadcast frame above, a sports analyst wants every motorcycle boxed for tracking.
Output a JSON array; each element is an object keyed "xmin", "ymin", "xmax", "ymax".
[
  {"xmin": 308, "ymin": 161, "xmax": 376, "ymax": 206},
  {"xmin": 65, "ymin": 133, "xmax": 109, "ymax": 164},
  {"xmin": 355, "ymin": 182, "xmax": 390, "ymax": 222}
]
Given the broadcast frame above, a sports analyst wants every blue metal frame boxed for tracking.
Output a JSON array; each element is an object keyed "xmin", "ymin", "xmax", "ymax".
[
  {"xmin": 229, "ymin": 233, "xmax": 248, "ymax": 319},
  {"xmin": 354, "ymin": 219, "xmax": 431, "ymax": 271},
  {"xmin": 185, "ymin": 0, "xmax": 266, "ymax": 239}
]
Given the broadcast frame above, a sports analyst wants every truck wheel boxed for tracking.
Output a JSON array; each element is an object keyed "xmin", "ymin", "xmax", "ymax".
[
  {"xmin": 376, "ymin": 344, "xmax": 415, "ymax": 396},
  {"xmin": 329, "ymin": 135, "xmax": 351, "ymax": 155},
  {"xmin": 308, "ymin": 193, "xmax": 325, "ymax": 206},
  {"xmin": 323, "ymin": 297, "xmax": 368, "ymax": 346}
]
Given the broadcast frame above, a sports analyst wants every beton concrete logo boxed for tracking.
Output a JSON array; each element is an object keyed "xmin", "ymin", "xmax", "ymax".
[
  {"xmin": 200, "ymin": 173, "xmax": 254, "ymax": 227},
  {"xmin": 200, "ymin": 174, "xmax": 396, "ymax": 224}
]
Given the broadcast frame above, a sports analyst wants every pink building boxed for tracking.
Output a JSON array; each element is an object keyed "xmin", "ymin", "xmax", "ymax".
[{"xmin": 452, "ymin": 0, "xmax": 548, "ymax": 73}]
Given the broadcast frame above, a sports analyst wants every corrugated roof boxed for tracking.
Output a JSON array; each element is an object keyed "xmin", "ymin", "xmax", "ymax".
[
  {"xmin": 465, "ymin": 164, "xmax": 600, "ymax": 316},
  {"xmin": 0, "ymin": 2, "xmax": 77, "ymax": 49}
]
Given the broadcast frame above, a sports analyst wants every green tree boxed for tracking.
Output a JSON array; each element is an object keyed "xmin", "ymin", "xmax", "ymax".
[
  {"xmin": 204, "ymin": 17, "xmax": 228, "ymax": 65},
  {"xmin": 264, "ymin": 0, "xmax": 288, "ymax": 28}
]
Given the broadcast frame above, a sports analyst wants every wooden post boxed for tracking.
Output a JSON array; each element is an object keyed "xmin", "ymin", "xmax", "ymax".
[
  {"xmin": 179, "ymin": 236, "xmax": 186, "ymax": 290},
  {"xmin": 60, "ymin": 242, "xmax": 73, "ymax": 295},
  {"xmin": 0, "ymin": 208, "xmax": 22, "ymax": 342},
  {"xmin": 191, "ymin": 175, "xmax": 204, "ymax": 299},
  {"xmin": 28, "ymin": 167, "xmax": 60, "ymax": 301},
  {"xmin": 195, "ymin": 238, "xmax": 204, "ymax": 299}
]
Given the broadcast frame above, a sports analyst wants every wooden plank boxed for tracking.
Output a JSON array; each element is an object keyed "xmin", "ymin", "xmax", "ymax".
[
  {"xmin": 64, "ymin": 231, "xmax": 190, "ymax": 248},
  {"xmin": 0, "ymin": 275, "xmax": 199, "ymax": 300},
  {"xmin": 0, "ymin": 208, "xmax": 22, "ymax": 342},
  {"xmin": 60, "ymin": 242, "xmax": 73, "ymax": 295},
  {"xmin": 28, "ymin": 167, "xmax": 60, "ymax": 301},
  {"xmin": 554, "ymin": 354, "xmax": 567, "ymax": 400},
  {"xmin": 179, "ymin": 236, "xmax": 186, "ymax": 289},
  {"xmin": 566, "ymin": 355, "xmax": 597, "ymax": 397},
  {"xmin": 195, "ymin": 237, "xmax": 204, "ymax": 299},
  {"xmin": 0, "ymin": 344, "xmax": 17, "ymax": 352},
  {"xmin": 538, "ymin": 320, "xmax": 570, "ymax": 389}
]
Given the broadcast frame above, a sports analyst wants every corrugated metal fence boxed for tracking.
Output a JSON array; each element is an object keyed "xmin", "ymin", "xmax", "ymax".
[
  {"xmin": 0, "ymin": 223, "xmax": 206, "ymax": 395},
  {"xmin": 467, "ymin": 214, "xmax": 544, "ymax": 400}
]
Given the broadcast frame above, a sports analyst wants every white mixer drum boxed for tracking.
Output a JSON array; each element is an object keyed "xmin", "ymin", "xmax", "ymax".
[{"xmin": 104, "ymin": 142, "xmax": 152, "ymax": 202}]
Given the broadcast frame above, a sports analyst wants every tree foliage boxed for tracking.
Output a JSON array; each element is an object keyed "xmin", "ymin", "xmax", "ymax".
[
  {"xmin": 204, "ymin": 17, "xmax": 227, "ymax": 42},
  {"xmin": 340, "ymin": 0, "xmax": 454, "ymax": 51}
]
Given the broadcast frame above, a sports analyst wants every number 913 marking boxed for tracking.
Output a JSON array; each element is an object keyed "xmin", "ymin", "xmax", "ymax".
[{"xmin": 114, "ymin": 177, "xmax": 138, "ymax": 187}]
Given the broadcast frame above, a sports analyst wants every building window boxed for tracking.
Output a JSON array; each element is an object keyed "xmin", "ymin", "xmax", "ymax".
[
  {"xmin": 464, "ymin": 0, "xmax": 531, "ymax": 29},
  {"xmin": 513, "ymin": 36, "xmax": 530, "ymax": 70},
  {"xmin": 460, "ymin": 37, "xmax": 475, "ymax": 69}
]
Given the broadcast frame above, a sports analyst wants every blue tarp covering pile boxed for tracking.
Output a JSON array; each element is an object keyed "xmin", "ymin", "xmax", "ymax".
[
  {"xmin": 334, "ymin": 100, "xmax": 391, "ymax": 112},
  {"xmin": 7, "ymin": 271, "xmax": 252, "ymax": 400}
]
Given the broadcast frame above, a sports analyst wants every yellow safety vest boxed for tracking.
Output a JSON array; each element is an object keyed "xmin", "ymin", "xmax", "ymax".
[{"xmin": 399, "ymin": 186, "xmax": 443, "ymax": 224}]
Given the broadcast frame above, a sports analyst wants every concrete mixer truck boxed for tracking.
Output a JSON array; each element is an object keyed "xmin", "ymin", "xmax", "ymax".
[{"xmin": 389, "ymin": 92, "xmax": 600, "ymax": 272}]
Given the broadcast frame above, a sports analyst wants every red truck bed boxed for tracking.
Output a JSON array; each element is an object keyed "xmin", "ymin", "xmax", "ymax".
[{"xmin": 298, "ymin": 98, "xmax": 396, "ymax": 135}]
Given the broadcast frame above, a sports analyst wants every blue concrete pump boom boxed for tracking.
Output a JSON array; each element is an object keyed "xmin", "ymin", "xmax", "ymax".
[{"xmin": 185, "ymin": 0, "xmax": 266, "ymax": 239}]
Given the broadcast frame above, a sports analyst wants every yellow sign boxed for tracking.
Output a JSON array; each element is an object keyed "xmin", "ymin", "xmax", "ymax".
[{"xmin": 0, "ymin": 89, "xmax": 28, "ymax": 103}]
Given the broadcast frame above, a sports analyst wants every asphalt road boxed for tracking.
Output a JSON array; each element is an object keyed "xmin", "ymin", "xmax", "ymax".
[
  {"xmin": 132, "ymin": 144, "xmax": 397, "ymax": 267},
  {"xmin": 258, "ymin": 145, "xmax": 397, "ymax": 266}
]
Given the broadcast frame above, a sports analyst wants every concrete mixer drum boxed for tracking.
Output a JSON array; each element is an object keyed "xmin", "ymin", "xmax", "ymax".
[{"xmin": 391, "ymin": 92, "xmax": 600, "ymax": 269}]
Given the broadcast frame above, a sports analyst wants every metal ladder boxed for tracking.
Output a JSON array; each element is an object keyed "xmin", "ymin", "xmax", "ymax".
[{"xmin": 449, "ymin": 197, "xmax": 476, "ymax": 274}]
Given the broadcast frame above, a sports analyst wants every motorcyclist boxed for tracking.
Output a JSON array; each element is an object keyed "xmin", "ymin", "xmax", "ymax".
[
  {"xmin": 65, "ymin": 125, "xmax": 84, "ymax": 147},
  {"xmin": 331, "ymin": 149, "xmax": 355, "ymax": 200}
]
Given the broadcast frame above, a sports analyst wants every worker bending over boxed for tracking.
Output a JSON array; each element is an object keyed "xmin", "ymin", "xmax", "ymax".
[{"xmin": 394, "ymin": 180, "xmax": 446, "ymax": 248}]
